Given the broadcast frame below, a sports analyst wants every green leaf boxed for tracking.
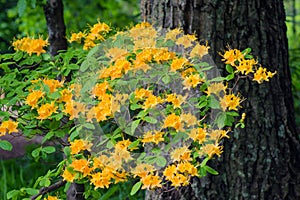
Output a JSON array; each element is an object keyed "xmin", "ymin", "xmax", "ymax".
[
  {"xmin": 32, "ymin": 147, "xmax": 41, "ymax": 158},
  {"xmin": 130, "ymin": 181, "xmax": 142, "ymax": 196},
  {"xmin": 42, "ymin": 131, "xmax": 54, "ymax": 143},
  {"xmin": 156, "ymin": 156, "xmax": 167, "ymax": 167},
  {"xmin": 24, "ymin": 188, "xmax": 39, "ymax": 195},
  {"xmin": 204, "ymin": 165, "xmax": 219, "ymax": 175},
  {"xmin": 48, "ymin": 91, "xmax": 61, "ymax": 99},
  {"xmin": 70, "ymin": 130, "xmax": 80, "ymax": 141},
  {"xmin": 49, "ymin": 120, "xmax": 60, "ymax": 130},
  {"xmin": 17, "ymin": 0, "xmax": 27, "ymax": 17},
  {"xmin": 80, "ymin": 57, "xmax": 98, "ymax": 72},
  {"xmin": 136, "ymin": 110, "xmax": 147, "ymax": 118},
  {"xmin": 171, "ymin": 132, "xmax": 187, "ymax": 144},
  {"xmin": 209, "ymin": 76, "xmax": 225, "ymax": 82},
  {"xmin": 63, "ymin": 146, "xmax": 71, "ymax": 157},
  {"xmin": 131, "ymin": 119, "xmax": 140, "ymax": 135},
  {"xmin": 39, "ymin": 178, "xmax": 51, "ymax": 187},
  {"xmin": 99, "ymin": 185, "xmax": 118, "ymax": 200},
  {"xmin": 128, "ymin": 140, "xmax": 140, "ymax": 149},
  {"xmin": 144, "ymin": 116, "xmax": 157, "ymax": 124},
  {"xmin": 216, "ymin": 112, "xmax": 226, "ymax": 128},
  {"xmin": 209, "ymin": 96, "xmax": 220, "ymax": 109},
  {"xmin": 130, "ymin": 103, "xmax": 142, "ymax": 110},
  {"xmin": 198, "ymin": 100, "xmax": 207, "ymax": 109},
  {"xmin": 224, "ymin": 115, "xmax": 234, "ymax": 126},
  {"xmin": 226, "ymin": 111, "xmax": 239, "ymax": 116},
  {"xmin": 225, "ymin": 73, "xmax": 235, "ymax": 81},
  {"xmin": 162, "ymin": 75, "xmax": 171, "ymax": 84},
  {"xmin": 225, "ymin": 64, "xmax": 233, "ymax": 73},
  {"xmin": 7, "ymin": 190, "xmax": 20, "ymax": 199},
  {"xmin": 244, "ymin": 55, "xmax": 253, "ymax": 59},
  {"xmin": 42, "ymin": 146, "xmax": 55, "ymax": 154},
  {"xmin": 68, "ymin": 64, "xmax": 80, "ymax": 70},
  {"xmin": 242, "ymin": 48, "xmax": 251, "ymax": 54},
  {"xmin": 81, "ymin": 78, "xmax": 97, "ymax": 93},
  {"xmin": 13, "ymin": 51, "xmax": 24, "ymax": 61},
  {"xmin": 200, "ymin": 157, "xmax": 210, "ymax": 167},
  {"xmin": 83, "ymin": 123, "xmax": 95, "ymax": 130},
  {"xmin": 0, "ymin": 140, "xmax": 13, "ymax": 151}
]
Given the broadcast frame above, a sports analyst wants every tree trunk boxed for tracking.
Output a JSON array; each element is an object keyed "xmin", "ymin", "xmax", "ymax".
[
  {"xmin": 141, "ymin": 0, "xmax": 300, "ymax": 199},
  {"xmin": 43, "ymin": 0, "xmax": 68, "ymax": 56},
  {"xmin": 43, "ymin": 1, "xmax": 84, "ymax": 199}
]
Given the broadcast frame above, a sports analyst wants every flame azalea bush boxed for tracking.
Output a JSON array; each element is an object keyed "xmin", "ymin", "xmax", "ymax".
[{"xmin": 0, "ymin": 21, "xmax": 276, "ymax": 199}]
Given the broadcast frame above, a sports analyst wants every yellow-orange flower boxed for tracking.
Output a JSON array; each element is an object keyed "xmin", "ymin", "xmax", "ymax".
[
  {"xmin": 0, "ymin": 120, "xmax": 18, "ymax": 135},
  {"xmin": 63, "ymin": 100, "xmax": 86, "ymax": 120},
  {"xmin": 91, "ymin": 81, "xmax": 111, "ymax": 99},
  {"xmin": 169, "ymin": 173, "xmax": 189, "ymax": 187},
  {"xmin": 177, "ymin": 162, "xmax": 198, "ymax": 176},
  {"xmin": 181, "ymin": 67, "xmax": 197, "ymax": 78},
  {"xmin": 176, "ymin": 34, "xmax": 197, "ymax": 48},
  {"xmin": 106, "ymin": 47, "xmax": 128, "ymax": 62},
  {"xmin": 180, "ymin": 113, "xmax": 198, "ymax": 127},
  {"xmin": 183, "ymin": 74, "xmax": 205, "ymax": 89},
  {"xmin": 170, "ymin": 57, "xmax": 189, "ymax": 72},
  {"xmin": 205, "ymin": 82, "xmax": 227, "ymax": 96},
  {"xmin": 12, "ymin": 37, "xmax": 48, "ymax": 56},
  {"xmin": 143, "ymin": 94, "xmax": 162, "ymax": 109},
  {"xmin": 26, "ymin": 90, "xmax": 44, "ymax": 108},
  {"xmin": 165, "ymin": 28, "xmax": 182, "ymax": 41},
  {"xmin": 189, "ymin": 128, "xmax": 207, "ymax": 144},
  {"xmin": 90, "ymin": 21, "xmax": 110, "ymax": 35},
  {"xmin": 62, "ymin": 168, "xmax": 76, "ymax": 182},
  {"xmin": 171, "ymin": 146, "xmax": 192, "ymax": 162},
  {"xmin": 69, "ymin": 31, "xmax": 86, "ymax": 43},
  {"xmin": 201, "ymin": 143, "xmax": 223, "ymax": 158},
  {"xmin": 165, "ymin": 93, "xmax": 186, "ymax": 109},
  {"xmin": 70, "ymin": 139, "xmax": 92, "ymax": 155},
  {"xmin": 221, "ymin": 49, "xmax": 244, "ymax": 66},
  {"xmin": 59, "ymin": 89, "xmax": 72, "ymax": 102},
  {"xmin": 235, "ymin": 58, "xmax": 257, "ymax": 75},
  {"xmin": 253, "ymin": 67, "xmax": 276, "ymax": 84},
  {"xmin": 190, "ymin": 43, "xmax": 210, "ymax": 58},
  {"xmin": 209, "ymin": 129, "xmax": 230, "ymax": 141},
  {"xmin": 43, "ymin": 79, "xmax": 64, "ymax": 93},
  {"xmin": 70, "ymin": 159, "xmax": 92, "ymax": 177},
  {"xmin": 132, "ymin": 164, "xmax": 156, "ymax": 178},
  {"xmin": 219, "ymin": 93, "xmax": 242, "ymax": 111},
  {"xmin": 44, "ymin": 196, "xmax": 59, "ymax": 200},
  {"xmin": 163, "ymin": 113, "xmax": 182, "ymax": 131},
  {"xmin": 141, "ymin": 174, "xmax": 162, "ymax": 189},
  {"xmin": 36, "ymin": 102, "xmax": 57, "ymax": 120},
  {"xmin": 90, "ymin": 171, "xmax": 112, "ymax": 189},
  {"xmin": 163, "ymin": 164, "xmax": 177, "ymax": 179},
  {"xmin": 141, "ymin": 131, "xmax": 164, "ymax": 145},
  {"xmin": 134, "ymin": 88, "xmax": 152, "ymax": 100}
]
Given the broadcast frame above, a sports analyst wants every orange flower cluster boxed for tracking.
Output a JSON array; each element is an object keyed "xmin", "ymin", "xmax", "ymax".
[
  {"xmin": 69, "ymin": 20, "xmax": 111, "ymax": 50},
  {"xmin": 18, "ymin": 21, "xmax": 275, "ymax": 194},
  {"xmin": 12, "ymin": 37, "xmax": 48, "ymax": 56},
  {"xmin": 220, "ymin": 48, "xmax": 276, "ymax": 84},
  {"xmin": 0, "ymin": 120, "xmax": 18, "ymax": 136},
  {"xmin": 62, "ymin": 140, "xmax": 130, "ymax": 189}
]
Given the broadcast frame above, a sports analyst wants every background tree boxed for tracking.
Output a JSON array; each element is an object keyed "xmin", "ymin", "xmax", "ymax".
[{"xmin": 141, "ymin": 0, "xmax": 300, "ymax": 199}]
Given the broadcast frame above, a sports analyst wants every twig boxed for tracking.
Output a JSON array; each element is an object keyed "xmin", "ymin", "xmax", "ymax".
[{"xmin": 31, "ymin": 180, "xmax": 66, "ymax": 200}]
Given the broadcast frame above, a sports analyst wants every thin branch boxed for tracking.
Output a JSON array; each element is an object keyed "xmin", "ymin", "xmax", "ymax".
[{"xmin": 31, "ymin": 180, "xmax": 66, "ymax": 200}]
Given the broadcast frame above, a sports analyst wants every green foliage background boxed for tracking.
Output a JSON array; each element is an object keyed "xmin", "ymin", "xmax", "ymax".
[{"xmin": 285, "ymin": 0, "xmax": 300, "ymax": 125}]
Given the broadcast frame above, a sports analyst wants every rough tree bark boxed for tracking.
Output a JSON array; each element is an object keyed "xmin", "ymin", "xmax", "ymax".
[
  {"xmin": 43, "ymin": 1, "xmax": 84, "ymax": 200},
  {"xmin": 43, "ymin": 0, "xmax": 68, "ymax": 56},
  {"xmin": 141, "ymin": 0, "xmax": 300, "ymax": 199}
]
